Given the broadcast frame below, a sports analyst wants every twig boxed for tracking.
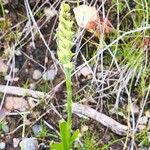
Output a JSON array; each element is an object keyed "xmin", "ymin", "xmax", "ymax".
[
  {"xmin": 72, "ymin": 103, "xmax": 128, "ymax": 136},
  {"xmin": 0, "ymin": 85, "xmax": 128, "ymax": 136}
]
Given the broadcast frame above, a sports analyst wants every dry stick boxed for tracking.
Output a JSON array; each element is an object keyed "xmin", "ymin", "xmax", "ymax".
[
  {"xmin": 0, "ymin": 85, "xmax": 128, "ymax": 136},
  {"xmin": 72, "ymin": 103, "xmax": 128, "ymax": 136}
]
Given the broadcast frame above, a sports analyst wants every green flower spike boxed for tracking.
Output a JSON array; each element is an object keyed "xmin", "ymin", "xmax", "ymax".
[
  {"xmin": 51, "ymin": 2, "xmax": 79, "ymax": 150},
  {"xmin": 56, "ymin": 1, "xmax": 74, "ymax": 72}
]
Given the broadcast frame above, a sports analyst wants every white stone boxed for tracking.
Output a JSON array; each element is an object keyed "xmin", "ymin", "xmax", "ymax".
[
  {"xmin": 29, "ymin": 83, "xmax": 36, "ymax": 90},
  {"xmin": 13, "ymin": 138, "xmax": 20, "ymax": 148},
  {"xmin": 138, "ymin": 116, "xmax": 148, "ymax": 125},
  {"xmin": 44, "ymin": 7, "xmax": 57, "ymax": 20},
  {"xmin": 133, "ymin": 104, "xmax": 139, "ymax": 114},
  {"xmin": 0, "ymin": 142, "xmax": 6, "ymax": 149},
  {"xmin": 138, "ymin": 124, "xmax": 146, "ymax": 130},
  {"xmin": 20, "ymin": 138, "xmax": 38, "ymax": 150},
  {"xmin": 15, "ymin": 50, "xmax": 22, "ymax": 56},
  {"xmin": 42, "ymin": 70, "xmax": 56, "ymax": 81},
  {"xmin": 4, "ymin": 75, "xmax": 13, "ymax": 82},
  {"xmin": 28, "ymin": 97, "xmax": 37, "ymax": 108},
  {"xmin": 13, "ymin": 68, "xmax": 19, "ymax": 73},
  {"xmin": 80, "ymin": 66, "xmax": 91, "ymax": 77},
  {"xmin": 33, "ymin": 70, "xmax": 42, "ymax": 80}
]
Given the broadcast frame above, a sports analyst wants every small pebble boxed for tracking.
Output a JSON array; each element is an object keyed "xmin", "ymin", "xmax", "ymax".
[
  {"xmin": 81, "ymin": 125, "xmax": 88, "ymax": 132},
  {"xmin": 44, "ymin": 7, "xmax": 57, "ymax": 20},
  {"xmin": 42, "ymin": 69, "xmax": 56, "ymax": 81},
  {"xmin": 87, "ymin": 74, "xmax": 92, "ymax": 80},
  {"xmin": 32, "ymin": 124, "xmax": 42, "ymax": 135},
  {"xmin": 138, "ymin": 116, "xmax": 148, "ymax": 125},
  {"xmin": 13, "ymin": 77, "xmax": 19, "ymax": 82},
  {"xmin": 28, "ymin": 97, "xmax": 36, "ymax": 108},
  {"xmin": 29, "ymin": 83, "xmax": 36, "ymax": 90},
  {"xmin": 133, "ymin": 104, "xmax": 139, "ymax": 114},
  {"xmin": 4, "ymin": 75, "xmax": 13, "ymax": 82},
  {"xmin": 5, "ymin": 9, "xmax": 9, "ymax": 14},
  {"xmin": 13, "ymin": 138, "xmax": 20, "ymax": 148},
  {"xmin": 0, "ymin": 142, "xmax": 6, "ymax": 149},
  {"xmin": 20, "ymin": 138, "xmax": 38, "ymax": 150},
  {"xmin": 138, "ymin": 124, "xmax": 146, "ymax": 130},
  {"xmin": 15, "ymin": 50, "xmax": 22, "ymax": 56},
  {"xmin": 13, "ymin": 68, "xmax": 19, "ymax": 73},
  {"xmin": 80, "ymin": 66, "xmax": 91, "ymax": 77},
  {"xmin": 33, "ymin": 70, "xmax": 42, "ymax": 80}
]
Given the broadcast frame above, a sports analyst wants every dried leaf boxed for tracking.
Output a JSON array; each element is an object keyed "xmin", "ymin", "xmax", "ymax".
[
  {"xmin": 73, "ymin": 5, "xmax": 111, "ymax": 36},
  {"xmin": 73, "ymin": 5, "xmax": 99, "ymax": 28}
]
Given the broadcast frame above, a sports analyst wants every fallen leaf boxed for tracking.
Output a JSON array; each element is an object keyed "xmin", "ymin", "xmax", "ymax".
[
  {"xmin": 73, "ymin": 5, "xmax": 99, "ymax": 28},
  {"xmin": 73, "ymin": 5, "xmax": 111, "ymax": 36},
  {"xmin": 4, "ymin": 96, "xmax": 29, "ymax": 111}
]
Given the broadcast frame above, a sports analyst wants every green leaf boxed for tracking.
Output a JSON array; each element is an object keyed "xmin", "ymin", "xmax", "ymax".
[
  {"xmin": 51, "ymin": 142, "xmax": 64, "ymax": 150},
  {"xmin": 70, "ymin": 129, "xmax": 79, "ymax": 145},
  {"xmin": 59, "ymin": 120, "xmax": 71, "ymax": 150}
]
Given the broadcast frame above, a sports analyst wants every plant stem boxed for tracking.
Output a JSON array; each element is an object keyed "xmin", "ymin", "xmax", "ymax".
[
  {"xmin": 0, "ymin": 0, "xmax": 5, "ymax": 17},
  {"xmin": 65, "ymin": 70, "xmax": 72, "ymax": 130}
]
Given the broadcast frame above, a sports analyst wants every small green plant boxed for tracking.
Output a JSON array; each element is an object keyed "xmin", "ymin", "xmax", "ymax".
[
  {"xmin": 50, "ymin": 1, "xmax": 79, "ymax": 150},
  {"xmin": 0, "ymin": 120, "xmax": 7, "ymax": 134},
  {"xmin": 33, "ymin": 123, "xmax": 57, "ymax": 139},
  {"xmin": 76, "ymin": 132, "xmax": 99, "ymax": 150},
  {"xmin": 33, "ymin": 124, "xmax": 48, "ymax": 138},
  {"xmin": 136, "ymin": 130, "xmax": 150, "ymax": 147}
]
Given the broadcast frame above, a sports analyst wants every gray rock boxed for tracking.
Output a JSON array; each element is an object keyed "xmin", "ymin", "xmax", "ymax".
[
  {"xmin": 0, "ymin": 142, "xmax": 6, "ymax": 149},
  {"xmin": 33, "ymin": 70, "xmax": 42, "ymax": 80},
  {"xmin": 32, "ymin": 124, "xmax": 42, "ymax": 135},
  {"xmin": 20, "ymin": 138, "xmax": 38, "ymax": 150},
  {"xmin": 42, "ymin": 70, "xmax": 56, "ymax": 81}
]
